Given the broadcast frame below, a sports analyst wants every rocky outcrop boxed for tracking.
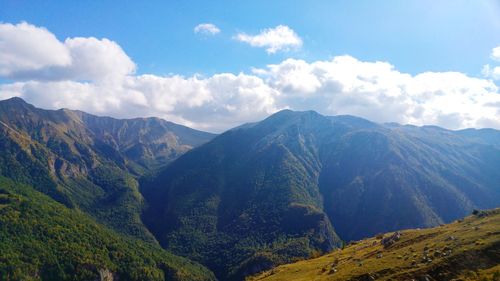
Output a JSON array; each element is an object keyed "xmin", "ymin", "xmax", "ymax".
[
  {"xmin": 381, "ymin": 231, "xmax": 401, "ymax": 248},
  {"xmin": 99, "ymin": 268, "xmax": 114, "ymax": 281}
]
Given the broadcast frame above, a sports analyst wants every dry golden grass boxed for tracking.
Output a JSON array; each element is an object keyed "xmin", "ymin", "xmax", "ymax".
[{"xmin": 249, "ymin": 209, "xmax": 500, "ymax": 281}]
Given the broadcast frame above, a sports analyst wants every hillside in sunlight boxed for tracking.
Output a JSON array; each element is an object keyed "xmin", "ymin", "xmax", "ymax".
[{"xmin": 250, "ymin": 209, "xmax": 500, "ymax": 281}]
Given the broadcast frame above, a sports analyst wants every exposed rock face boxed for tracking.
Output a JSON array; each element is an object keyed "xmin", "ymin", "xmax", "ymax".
[
  {"xmin": 354, "ymin": 273, "xmax": 376, "ymax": 281},
  {"xmin": 416, "ymin": 274, "xmax": 435, "ymax": 281},
  {"xmin": 381, "ymin": 231, "xmax": 401, "ymax": 248},
  {"xmin": 99, "ymin": 268, "xmax": 114, "ymax": 281}
]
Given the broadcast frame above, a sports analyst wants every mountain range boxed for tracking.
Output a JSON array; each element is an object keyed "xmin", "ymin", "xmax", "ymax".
[
  {"xmin": 0, "ymin": 97, "xmax": 499, "ymax": 281},
  {"xmin": 0, "ymin": 97, "xmax": 214, "ymax": 242},
  {"xmin": 142, "ymin": 109, "xmax": 500, "ymax": 279}
]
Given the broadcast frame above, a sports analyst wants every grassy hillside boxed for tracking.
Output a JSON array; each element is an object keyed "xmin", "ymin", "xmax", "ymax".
[
  {"xmin": 250, "ymin": 209, "xmax": 500, "ymax": 281},
  {"xmin": 0, "ymin": 176, "xmax": 216, "ymax": 281}
]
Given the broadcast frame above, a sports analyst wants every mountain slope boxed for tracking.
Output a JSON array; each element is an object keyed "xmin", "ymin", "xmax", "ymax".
[
  {"xmin": 319, "ymin": 122, "xmax": 500, "ymax": 241},
  {"xmin": 250, "ymin": 208, "xmax": 500, "ymax": 281},
  {"xmin": 0, "ymin": 97, "xmax": 215, "ymax": 241},
  {"xmin": 0, "ymin": 176, "xmax": 216, "ymax": 281},
  {"xmin": 141, "ymin": 110, "xmax": 344, "ymax": 280},
  {"xmin": 142, "ymin": 109, "xmax": 500, "ymax": 280}
]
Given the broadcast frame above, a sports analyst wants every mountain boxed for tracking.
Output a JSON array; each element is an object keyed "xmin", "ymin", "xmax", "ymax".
[
  {"xmin": 250, "ymin": 208, "xmax": 500, "ymax": 281},
  {"xmin": 1, "ymin": 99, "xmax": 498, "ymax": 281},
  {"xmin": 142, "ymin": 109, "xmax": 500, "ymax": 280},
  {"xmin": 0, "ymin": 97, "xmax": 214, "ymax": 173},
  {"xmin": 0, "ymin": 176, "xmax": 216, "ymax": 281},
  {"xmin": 0, "ymin": 97, "xmax": 215, "ymax": 241}
]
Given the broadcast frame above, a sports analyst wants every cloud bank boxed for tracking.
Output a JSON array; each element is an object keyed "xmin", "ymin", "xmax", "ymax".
[{"xmin": 0, "ymin": 22, "xmax": 499, "ymax": 132}]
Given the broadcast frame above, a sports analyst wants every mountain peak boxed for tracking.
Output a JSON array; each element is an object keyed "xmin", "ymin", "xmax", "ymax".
[
  {"xmin": 257, "ymin": 109, "xmax": 381, "ymax": 135},
  {"xmin": 0, "ymin": 97, "xmax": 32, "ymax": 108},
  {"xmin": 269, "ymin": 109, "xmax": 322, "ymax": 118},
  {"xmin": 259, "ymin": 109, "xmax": 326, "ymax": 129},
  {"xmin": 2, "ymin": 96, "xmax": 27, "ymax": 103},
  {"xmin": 0, "ymin": 97, "xmax": 39, "ymax": 120}
]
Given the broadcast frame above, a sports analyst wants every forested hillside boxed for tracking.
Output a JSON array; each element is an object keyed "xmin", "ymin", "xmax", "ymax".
[{"xmin": 0, "ymin": 176, "xmax": 216, "ymax": 281}]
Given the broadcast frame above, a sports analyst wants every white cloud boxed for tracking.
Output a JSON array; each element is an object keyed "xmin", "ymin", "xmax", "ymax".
[
  {"xmin": 194, "ymin": 23, "xmax": 220, "ymax": 35},
  {"xmin": 63, "ymin": 37, "xmax": 136, "ymax": 82},
  {"xmin": 482, "ymin": 64, "xmax": 500, "ymax": 80},
  {"xmin": 0, "ymin": 22, "xmax": 71, "ymax": 77},
  {"xmin": 0, "ymin": 22, "xmax": 135, "ymax": 82},
  {"xmin": 483, "ymin": 46, "xmax": 500, "ymax": 80},
  {"xmin": 491, "ymin": 46, "xmax": 500, "ymax": 62},
  {"xmin": 234, "ymin": 25, "xmax": 302, "ymax": 54},
  {"xmin": 255, "ymin": 56, "xmax": 500, "ymax": 129},
  {"xmin": 492, "ymin": 67, "xmax": 500, "ymax": 80},
  {"xmin": 0, "ymin": 22, "xmax": 499, "ymax": 132},
  {"xmin": 0, "ymin": 74, "xmax": 278, "ymax": 131}
]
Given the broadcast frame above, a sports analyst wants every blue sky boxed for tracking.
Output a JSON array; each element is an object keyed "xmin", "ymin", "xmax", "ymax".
[
  {"xmin": 0, "ymin": 1, "xmax": 499, "ymax": 132},
  {"xmin": 2, "ymin": 0, "xmax": 499, "ymax": 76}
]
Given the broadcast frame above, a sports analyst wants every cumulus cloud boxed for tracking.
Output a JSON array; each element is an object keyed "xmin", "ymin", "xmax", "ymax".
[
  {"xmin": 0, "ymin": 22, "xmax": 135, "ymax": 82},
  {"xmin": 483, "ymin": 46, "xmax": 500, "ymax": 80},
  {"xmin": 234, "ymin": 25, "xmax": 302, "ymax": 54},
  {"xmin": 63, "ymin": 37, "xmax": 136, "ymax": 81},
  {"xmin": 482, "ymin": 64, "xmax": 500, "ymax": 80},
  {"xmin": 0, "ymin": 74, "xmax": 278, "ymax": 131},
  {"xmin": 491, "ymin": 46, "xmax": 500, "ymax": 62},
  {"xmin": 194, "ymin": 23, "xmax": 220, "ymax": 35},
  {"xmin": 0, "ymin": 22, "xmax": 71, "ymax": 77},
  {"xmin": 0, "ymin": 22, "xmax": 499, "ymax": 132},
  {"xmin": 255, "ymin": 56, "xmax": 500, "ymax": 129}
]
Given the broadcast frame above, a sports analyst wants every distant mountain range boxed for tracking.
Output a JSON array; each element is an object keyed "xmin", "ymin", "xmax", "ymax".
[{"xmin": 0, "ymin": 98, "xmax": 499, "ymax": 281}]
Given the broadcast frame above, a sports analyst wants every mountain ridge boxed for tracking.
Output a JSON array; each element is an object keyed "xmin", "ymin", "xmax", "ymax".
[{"xmin": 0, "ymin": 97, "xmax": 215, "ymax": 242}]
